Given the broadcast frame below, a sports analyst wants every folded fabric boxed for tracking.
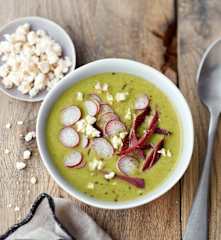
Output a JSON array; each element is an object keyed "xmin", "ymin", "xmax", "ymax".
[{"xmin": 0, "ymin": 193, "xmax": 111, "ymax": 240}]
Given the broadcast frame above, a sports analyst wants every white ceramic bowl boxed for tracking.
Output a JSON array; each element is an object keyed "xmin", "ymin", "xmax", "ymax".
[
  {"xmin": 0, "ymin": 16, "xmax": 76, "ymax": 102},
  {"xmin": 37, "ymin": 58, "xmax": 194, "ymax": 209}
]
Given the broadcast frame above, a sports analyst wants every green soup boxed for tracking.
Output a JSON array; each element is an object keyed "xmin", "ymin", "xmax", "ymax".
[{"xmin": 46, "ymin": 73, "xmax": 181, "ymax": 202}]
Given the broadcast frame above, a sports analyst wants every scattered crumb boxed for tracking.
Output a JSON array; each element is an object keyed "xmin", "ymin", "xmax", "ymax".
[
  {"xmin": 5, "ymin": 123, "xmax": 11, "ymax": 129},
  {"xmin": 23, "ymin": 150, "xmax": 31, "ymax": 160},
  {"xmin": 30, "ymin": 176, "xmax": 37, "ymax": 184},
  {"xmin": 102, "ymin": 83, "xmax": 109, "ymax": 91},
  {"xmin": 95, "ymin": 82, "xmax": 102, "ymax": 91},
  {"xmin": 16, "ymin": 161, "xmax": 26, "ymax": 170},
  {"xmin": 87, "ymin": 182, "xmax": 94, "ymax": 189},
  {"xmin": 7, "ymin": 203, "xmax": 12, "ymax": 208},
  {"xmin": 104, "ymin": 171, "xmax": 115, "ymax": 180},
  {"xmin": 167, "ymin": 150, "xmax": 172, "ymax": 157},
  {"xmin": 24, "ymin": 131, "xmax": 36, "ymax": 142},
  {"xmin": 19, "ymin": 134, "xmax": 23, "ymax": 138},
  {"xmin": 157, "ymin": 148, "xmax": 166, "ymax": 157},
  {"xmin": 14, "ymin": 206, "xmax": 20, "ymax": 212},
  {"xmin": 27, "ymin": 189, "xmax": 30, "ymax": 194},
  {"xmin": 17, "ymin": 121, "xmax": 23, "ymax": 125},
  {"xmin": 111, "ymin": 181, "xmax": 117, "ymax": 186},
  {"xmin": 76, "ymin": 91, "xmax": 83, "ymax": 101},
  {"xmin": 4, "ymin": 149, "xmax": 10, "ymax": 154}
]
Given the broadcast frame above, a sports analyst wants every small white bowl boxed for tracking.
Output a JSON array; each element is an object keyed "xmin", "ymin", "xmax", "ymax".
[
  {"xmin": 37, "ymin": 58, "xmax": 194, "ymax": 209},
  {"xmin": 0, "ymin": 16, "xmax": 76, "ymax": 102}
]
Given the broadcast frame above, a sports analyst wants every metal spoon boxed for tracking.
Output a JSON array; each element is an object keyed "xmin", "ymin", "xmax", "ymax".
[{"xmin": 183, "ymin": 39, "xmax": 221, "ymax": 240}]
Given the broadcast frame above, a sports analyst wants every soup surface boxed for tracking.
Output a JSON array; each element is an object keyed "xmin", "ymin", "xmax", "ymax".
[{"xmin": 46, "ymin": 73, "xmax": 181, "ymax": 202}]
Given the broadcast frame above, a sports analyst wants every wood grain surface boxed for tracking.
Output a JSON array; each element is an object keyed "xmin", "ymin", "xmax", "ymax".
[
  {"xmin": 178, "ymin": 1, "xmax": 221, "ymax": 239},
  {"xmin": 1, "ymin": 0, "xmax": 219, "ymax": 239}
]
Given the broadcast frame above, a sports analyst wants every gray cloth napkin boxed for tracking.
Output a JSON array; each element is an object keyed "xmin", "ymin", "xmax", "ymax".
[{"xmin": 0, "ymin": 193, "xmax": 111, "ymax": 240}]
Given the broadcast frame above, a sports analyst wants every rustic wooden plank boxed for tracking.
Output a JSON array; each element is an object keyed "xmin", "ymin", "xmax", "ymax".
[
  {"xmin": 178, "ymin": 1, "xmax": 221, "ymax": 239},
  {"xmin": 0, "ymin": 1, "xmax": 179, "ymax": 239}
]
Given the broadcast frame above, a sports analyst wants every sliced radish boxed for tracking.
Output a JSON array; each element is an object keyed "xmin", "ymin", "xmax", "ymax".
[
  {"xmin": 105, "ymin": 120, "xmax": 126, "ymax": 136},
  {"xmin": 92, "ymin": 138, "xmax": 114, "ymax": 158},
  {"xmin": 60, "ymin": 106, "xmax": 81, "ymax": 126},
  {"xmin": 99, "ymin": 104, "xmax": 113, "ymax": 115},
  {"xmin": 97, "ymin": 112, "xmax": 119, "ymax": 129},
  {"xmin": 60, "ymin": 127, "xmax": 79, "ymax": 147},
  {"xmin": 90, "ymin": 94, "xmax": 102, "ymax": 103},
  {"xmin": 84, "ymin": 100, "xmax": 99, "ymax": 116},
  {"xmin": 81, "ymin": 135, "xmax": 89, "ymax": 148},
  {"xmin": 64, "ymin": 151, "xmax": 82, "ymax": 167},
  {"xmin": 116, "ymin": 174, "xmax": 145, "ymax": 188},
  {"xmin": 117, "ymin": 156, "xmax": 139, "ymax": 175},
  {"xmin": 74, "ymin": 160, "xmax": 87, "ymax": 169},
  {"xmin": 135, "ymin": 94, "xmax": 149, "ymax": 110}
]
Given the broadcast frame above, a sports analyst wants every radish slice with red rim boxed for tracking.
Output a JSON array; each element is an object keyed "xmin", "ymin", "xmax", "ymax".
[
  {"xmin": 105, "ymin": 120, "xmax": 126, "ymax": 136},
  {"xmin": 74, "ymin": 160, "xmax": 87, "ymax": 169},
  {"xmin": 60, "ymin": 127, "xmax": 79, "ymax": 147},
  {"xmin": 92, "ymin": 138, "xmax": 114, "ymax": 158},
  {"xmin": 90, "ymin": 94, "xmax": 102, "ymax": 103},
  {"xmin": 84, "ymin": 100, "xmax": 99, "ymax": 116},
  {"xmin": 64, "ymin": 151, "xmax": 82, "ymax": 167},
  {"xmin": 117, "ymin": 156, "xmax": 139, "ymax": 175},
  {"xmin": 81, "ymin": 135, "xmax": 89, "ymax": 148},
  {"xmin": 99, "ymin": 104, "xmax": 113, "ymax": 115},
  {"xmin": 135, "ymin": 94, "xmax": 149, "ymax": 110},
  {"xmin": 97, "ymin": 112, "xmax": 119, "ymax": 129},
  {"xmin": 60, "ymin": 106, "xmax": 81, "ymax": 126}
]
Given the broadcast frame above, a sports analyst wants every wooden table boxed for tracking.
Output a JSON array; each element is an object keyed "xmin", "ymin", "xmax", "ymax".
[{"xmin": 0, "ymin": 1, "xmax": 221, "ymax": 239}]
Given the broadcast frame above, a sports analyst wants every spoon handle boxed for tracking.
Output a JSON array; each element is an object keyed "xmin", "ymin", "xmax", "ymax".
[{"xmin": 183, "ymin": 110, "xmax": 220, "ymax": 240}]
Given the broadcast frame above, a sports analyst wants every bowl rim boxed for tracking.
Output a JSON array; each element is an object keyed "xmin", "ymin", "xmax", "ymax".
[
  {"xmin": 37, "ymin": 58, "xmax": 194, "ymax": 209},
  {"xmin": 0, "ymin": 16, "xmax": 76, "ymax": 102}
]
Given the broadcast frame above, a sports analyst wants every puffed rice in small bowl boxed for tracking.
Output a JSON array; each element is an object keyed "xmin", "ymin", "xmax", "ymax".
[{"xmin": 0, "ymin": 16, "xmax": 76, "ymax": 102}]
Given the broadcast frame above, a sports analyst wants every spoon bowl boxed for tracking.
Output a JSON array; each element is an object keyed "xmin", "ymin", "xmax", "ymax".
[{"xmin": 197, "ymin": 38, "xmax": 221, "ymax": 110}]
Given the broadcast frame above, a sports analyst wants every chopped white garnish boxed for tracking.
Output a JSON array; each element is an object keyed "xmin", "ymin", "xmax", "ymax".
[
  {"xmin": 24, "ymin": 131, "xmax": 36, "ymax": 142},
  {"xmin": 106, "ymin": 92, "xmax": 113, "ymax": 104},
  {"xmin": 23, "ymin": 150, "xmax": 31, "ymax": 160},
  {"xmin": 104, "ymin": 171, "xmax": 115, "ymax": 180},
  {"xmin": 4, "ymin": 149, "xmax": 10, "ymax": 154},
  {"xmin": 85, "ymin": 115, "xmax": 96, "ymax": 125},
  {"xmin": 30, "ymin": 176, "xmax": 37, "ymax": 184},
  {"xmin": 102, "ymin": 83, "xmax": 109, "ymax": 91},
  {"xmin": 17, "ymin": 121, "xmax": 23, "ymax": 125},
  {"xmin": 76, "ymin": 91, "xmax": 83, "ymax": 101},
  {"xmin": 167, "ymin": 150, "xmax": 172, "ymax": 157},
  {"xmin": 5, "ymin": 123, "xmax": 11, "ymax": 129},
  {"xmin": 89, "ymin": 159, "xmax": 104, "ymax": 171},
  {"xmin": 14, "ymin": 206, "xmax": 20, "ymax": 212},
  {"xmin": 95, "ymin": 82, "xmax": 102, "ymax": 90},
  {"xmin": 125, "ymin": 108, "xmax": 132, "ymax": 120},
  {"xmin": 87, "ymin": 182, "xmax": 94, "ymax": 189},
  {"xmin": 0, "ymin": 23, "xmax": 72, "ymax": 97},
  {"xmin": 85, "ymin": 125, "xmax": 100, "ymax": 138},
  {"xmin": 157, "ymin": 148, "xmax": 167, "ymax": 157},
  {"xmin": 115, "ymin": 92, "xmax": 128, "ymax": 102},
  {"xmin": 119, "ymin": 131, "xmax": 128, "ymax": 139},
  {"xmin": 76, "ymin": 117, "xmax": 100, "ymax": 138},
  {"xmin": 110, "ymin": 135, "xmax": 123, "ymax": 150},
  {"xmin": 16, "ymin": 161, "xmax": 26, "ymax": 170}
]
